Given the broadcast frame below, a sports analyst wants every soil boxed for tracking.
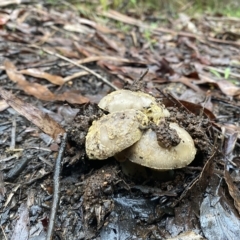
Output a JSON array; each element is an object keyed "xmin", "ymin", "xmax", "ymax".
[
  {"xmin": 166, "ymin": 106, "xmax": 211, "ymax": 155},
  {"xmin": 152, "ymin": 121, "xmax": 181, "ymax": 149}
]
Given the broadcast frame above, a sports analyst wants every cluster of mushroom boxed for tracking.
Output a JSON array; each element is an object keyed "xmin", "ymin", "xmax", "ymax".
[{"xmin": 85, "ymin": 89, "xmax": 196, "ymax": 170}]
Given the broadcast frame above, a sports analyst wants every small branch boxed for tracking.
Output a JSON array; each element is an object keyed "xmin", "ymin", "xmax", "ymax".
[
  {"xmin": 5, "ymin": 156, "xmax": 31, "ymax": 182},
  {"xmin": 0, "ymin": 225, "xmax": 7, "ymax": 240},
  {"xmin": 10, "ymin": 116, "xmax": 16, "ymax": 151},
  {"xmin": 29, "ymin": 44, "xmax": 118, "ymax": 90},
  {"xmin": 46, "ymin": 133, "xmax": 68, "ymax": 240}
]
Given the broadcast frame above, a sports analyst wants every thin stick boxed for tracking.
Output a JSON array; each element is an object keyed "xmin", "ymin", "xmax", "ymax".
[
  {"xmin": 0, "ymin": 225, "xmax": 7, "ymax": 240},
  {"xmin": 46, "ymin": 133, "xmax": 68, "ymax": 240},
  {"xmin": 10, "ymin": 116, "xmax": 16, "ymax": 150},
  {"xmin": 138, "ymin": 68, "xmax": 149, "ymax": 82},
  {"xmin": 29, "ymin": 44, "xmax": 118, "ymax": 90}
]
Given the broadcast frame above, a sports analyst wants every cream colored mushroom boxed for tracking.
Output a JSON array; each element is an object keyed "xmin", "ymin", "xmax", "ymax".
[
  {"xmin": 86, "ymin": 109, "xmax": 149, "ymax": 160},
  {"xmin": 98, "ymin": 89, "xmax": 170, "ymax": 124},
  {"xmin": 121, "ymin": 123, "xmax": 196, "ymax": 170}
]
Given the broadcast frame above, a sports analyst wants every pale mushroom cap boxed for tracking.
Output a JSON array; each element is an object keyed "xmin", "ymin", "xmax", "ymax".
[
  {"xmin": 126, "ymin": 123, "xmax": 197, "ymax": 169},
  {"xmin": 86, "ymin": 109, "xmax": 149, "ymax": 160},
  {"xmin": 98, "ymin": 89, "xmax": 170, "ymax": 124}
]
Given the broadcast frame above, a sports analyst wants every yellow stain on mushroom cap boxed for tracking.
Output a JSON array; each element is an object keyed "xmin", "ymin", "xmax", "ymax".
[
  {"xmin": 142, "ymin": 104, "xmax": 170, "ymax": 125},
  {"xmin": 98, "ymin": 89, "xmax": 169, "ymax": 124},
  {"xmin": 86, "ymin": 109, "xmax": 149, "ymax": 160}
]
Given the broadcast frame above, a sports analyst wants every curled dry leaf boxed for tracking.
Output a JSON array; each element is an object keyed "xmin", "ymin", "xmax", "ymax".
[{"xmin": 0, "ymin": 87, "xmax": 65, "ymax": 141}]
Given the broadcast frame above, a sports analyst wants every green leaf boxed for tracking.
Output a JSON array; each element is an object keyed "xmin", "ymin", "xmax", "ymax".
[
  {"xmin": 224, "ymin": 67, "xmax": 231, "ymax": 79},
  {"xmin": 210, "ymin": 69, "xmax": 221, "ymax": 78}
]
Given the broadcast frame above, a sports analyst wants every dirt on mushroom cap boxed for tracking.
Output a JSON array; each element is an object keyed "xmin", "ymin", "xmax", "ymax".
[
  {"xmin": 125, "ymin": 122, "xmax": 197, "ymax": 170},
  {"xmin": 86, "ymin": 109, "xmax": 149, "ymax": 160}
]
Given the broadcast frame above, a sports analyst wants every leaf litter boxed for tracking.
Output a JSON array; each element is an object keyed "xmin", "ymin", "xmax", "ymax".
[{"xmin": 0, "ymin": 2, "xmax": 240, "ymax": 240}]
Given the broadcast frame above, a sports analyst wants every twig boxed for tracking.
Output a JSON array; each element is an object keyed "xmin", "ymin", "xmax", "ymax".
[
  {"xmin": 24, "ymin": 171, "xmax": 51, "ymax": 186},
  {"xmin": 138, "ymin": 68, "xmax": 149, "ymax": 82},
  {"xmin": 4, "ymin": 184, "xmax": 20, "ymax": 208},
  {"xmin": 46, "ymin": 133, "xmax": 68, "ymax": 240},
  {"xmin": 0, "ymin": 153, "xmax": 20, "ymax": 163},
  {"xmin": 0, "ymin": 225, "xmax": 7, "ymax": 240},
  {"xmin": 5, "ymin": 156, "xmax": 31, "ymax": 182},
  {"xmin": 10, "ymin": 116, "xmax": 16, "ymax": 150},
  {"xmin": 29, "ymin": 44, "xmax": 118, "ymax": 90},
  {"xmin": 38, "ymin": 156, "xmax": 54, "ymax": 167}
]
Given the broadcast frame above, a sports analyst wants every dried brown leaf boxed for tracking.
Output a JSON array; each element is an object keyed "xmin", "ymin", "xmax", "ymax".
[
  {"xmin": 4, "ymin": 60, "xmax": 26, "ymax": 84},
  {"xmin": 180, "ymin": 100, "xmax": 216, "ymax": 120},
  {"xmin": 221, "ymin": 124, "xmax": 240, "ymax": 136},
  {"xmin": 63, "ymin": 23, "xmax": 94, "ymax": 34},
  {"xmin": 216, "ymin": 80, "xmax": 240, "ymax": 96},
  {"xmin": 77, "ymin": 55, "xmax": 142, "ymax": 65},
  {"xmin": 0, "ymin": 87, "xmax": 65, "ymax": 140},
  {"xmin": 224, "ymin": 132, "xmax": 240, "ymax": 215},
  {"xmin": 55, "ymin": 46, "xmax": 80, "ymax": 58},
  {"xmin": 96, "ymin": 31, "xmax": 125, "ymax": 55},
  {"xmin": 224, "ymin": 169, "xmax": 240, "ymax": 215},
  {"xmin": 4, "ymin": 61, "xmax": 56, "ymax": 100},
  {"xmin": 4, "ymin": 60, "xmax": 89, "ymax": 104},
  {"xmin": 198, "ymin": 74, "xmax": 240, "ymax": 96},
  {"xmin": 22, "ymin": 82, "xmax": 56, "ymax": 101},
  {"xmin": 56, "ymin": 91, "xmax": 89, "ymax": 104},
  {"xmin": 223, "ymin": 132, "xmax": 238, "ymax": 156},
  {"xmin": 79, "ymin": 17, "xmax": 114, "ymax": 33},
  {"xmin": 19, "ymin": 68, "xmax": 65, "ymax": 85},
  {"xmin": 173, "ymin": 76, "xmax": 204, "ymax": 93}
]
